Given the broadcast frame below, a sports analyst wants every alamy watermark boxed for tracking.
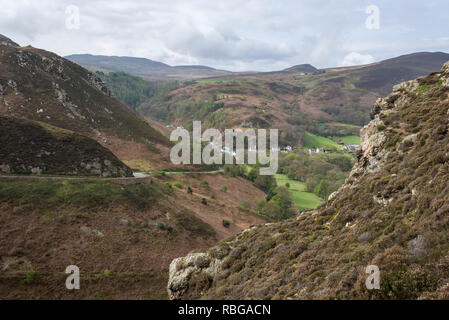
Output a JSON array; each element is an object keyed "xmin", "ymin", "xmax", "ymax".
[
  {"xmin": 365, "ymin": 265, "xmax": 380, "ymax": 290},
  {"xmin": 170, "ymin": 121, "xmax": 278, "ymax": 175},
  {"xmin": 365, "ymin": 5, "xmax": 380, "ymax": 30},
  {"xmin": 65, "ymin": 265, "xmax": 80, "ymax": 290},
  {"xmin": 65, "ymin": 5, "xmax": 80, "ymax": 30}
]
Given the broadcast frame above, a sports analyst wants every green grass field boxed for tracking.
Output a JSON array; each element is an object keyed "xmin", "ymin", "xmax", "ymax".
[
  {"xmin": 275, "ymin": 174, "xmax": 323, "ymax": 210},
  {"xmin": 303, "ymin": 132, "xmax": 343, "ymax": 150},
  {"xmin": 339, "ymin": 135, "xmax": 361, "ymax": 144}
]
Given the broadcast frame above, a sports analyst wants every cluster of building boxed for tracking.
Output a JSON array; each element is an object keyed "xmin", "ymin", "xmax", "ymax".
[{"xmin": 308, "ymin": 144, "xmax": 360, "ymax": 155}]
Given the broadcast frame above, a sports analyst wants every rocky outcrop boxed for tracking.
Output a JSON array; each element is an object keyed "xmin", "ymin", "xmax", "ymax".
[
  {"xmin": 0, "ymin": 34, "xmax": 19, "ymax": 47},
  {"xmin": 0, "ymin": 116, "xmax": 133, "ymax": 177},
  {"xmin": 167, "ymin": 227, "xmax": 258, "ymax": 299}
]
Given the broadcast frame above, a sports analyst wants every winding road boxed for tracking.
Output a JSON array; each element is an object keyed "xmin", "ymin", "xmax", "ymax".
[{"xmin": 0, "ymin": 168, "xmax": 224, "ymax": 185}]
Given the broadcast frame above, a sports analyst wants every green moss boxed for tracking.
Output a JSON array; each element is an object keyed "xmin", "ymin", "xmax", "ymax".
[{"xmin": 416, "ymin": 84, "xmax": 430, "ymax": 97}]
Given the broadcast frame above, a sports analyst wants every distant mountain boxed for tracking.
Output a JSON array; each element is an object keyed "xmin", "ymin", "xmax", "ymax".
[
  {"xmin": 351, "ymin": 52, "xmax": 449, "ymax": 95},
  {"xmin": 65, "ymin": 54, "xmax": 171, "ymax": 73},
  {"xmin": 282, "ymin": 64, "xmax": 317, "ymax": 73},
  {"xmin": 175, "ymin": 65, "xmax": 216, "ymax": 70},
  {"xmin": 65, "ymin": 54, "xmax": 233, "ymax": 79}
]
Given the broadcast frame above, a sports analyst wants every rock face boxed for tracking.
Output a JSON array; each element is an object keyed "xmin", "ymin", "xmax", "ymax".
[
  {"xmin": 168, "ymin": 61, "xmax": 449, "ymax": 300},
  {"xmin": 0, "ymin": 34, "xmax": 19, "ymax": 47},
  {"xmin": 0, "ymin": 116, "xmax": 133, "ymax": 177}
]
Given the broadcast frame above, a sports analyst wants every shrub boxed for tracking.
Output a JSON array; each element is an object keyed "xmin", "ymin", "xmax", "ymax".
[
  {"xmin": 23, "ymin": 270, "xmax": 36, "ymax": 284},
  {"xmin": 169, "ymin": 209, "xmax": 215, "ymax": 238},
  {"xmin": 173, "ymin": 182, "xmax": 183, "ymax": 189},
  {"xmin": 201, "ymin": 198, "xmax": 208, "ymax": 205},
  {"xmin": 222, "ymin": 185, "xmax": 228, "ymax": 192},
  {"xmin": 239, "ymin": 201, "xmax": 251, "ymax": 210},
  {"xmin": 187, "ymin": 186, "xmax": 193, "ymax": 194},
  {"xmin": 157, "ymin": 222, "xmax": 173, "ymax": 232},
  {"xmin": 222, "ymin": 220, "xmax": 231, "ymax": 228},
  {"xmin": 201, "ymin": 180, "xmax": 209, "ymax": 187}
]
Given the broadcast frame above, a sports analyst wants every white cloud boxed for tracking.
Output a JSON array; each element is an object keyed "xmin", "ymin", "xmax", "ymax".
[{"xmin": 340, "ymin": 52, "xmax": 375, "ymax": 67}]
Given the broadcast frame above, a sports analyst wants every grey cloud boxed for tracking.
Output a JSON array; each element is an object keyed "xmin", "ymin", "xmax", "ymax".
[{"xmin": 0, "ymin": 0, "xmax": 447, "ymax": 71}]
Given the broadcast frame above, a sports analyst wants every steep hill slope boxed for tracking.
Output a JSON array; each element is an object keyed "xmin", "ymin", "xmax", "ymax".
[
  {"xmin": 0, "ymin": 36, "xmax": 172, "ymax": 170},
  {"xmin": 0, "ymin": 116, "xmax": 132, "ymax": 177},
  {"xmin": 168, "ymin": 61, "xmax": 449, "ymax": 300},
  {"xmin": 140, "ymin": 52, "xmax": 449, "ymax": 147}
]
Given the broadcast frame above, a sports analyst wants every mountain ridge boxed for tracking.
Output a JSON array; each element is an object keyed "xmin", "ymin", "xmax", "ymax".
[{"xmin": 65, "ymin": 53, "xmax": 234, "ymax": 79}]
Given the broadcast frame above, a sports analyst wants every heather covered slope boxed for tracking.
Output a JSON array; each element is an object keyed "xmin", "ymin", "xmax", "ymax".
[
  {"xmin": 168, "ymin": 61, "xmax": 449, "ymax": 300},
  {"xmin": 0, "ymin": 116, "xmax": 132, "ymax": 177}
]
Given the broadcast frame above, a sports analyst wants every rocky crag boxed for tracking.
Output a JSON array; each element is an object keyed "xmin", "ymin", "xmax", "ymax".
[
  {"xmin": 0, "ymin": 116, "xmax": 132, "ymax": 177},
  {"xmin": 168, "ymin": 61, "xmax": 449, "ymax": 300}
]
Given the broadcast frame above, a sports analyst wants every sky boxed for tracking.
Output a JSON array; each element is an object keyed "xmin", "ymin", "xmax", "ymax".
[{"xmin": 1, "ymin": 0, "xmax": 448, "ymax": 72}]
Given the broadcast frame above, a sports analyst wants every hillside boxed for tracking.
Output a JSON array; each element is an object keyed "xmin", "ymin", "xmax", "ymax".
[
  {"xmin": 168, "ymin": 61, "xmax": 449, "ymax": 299},
  {"xmin": 65, "ymin": 54, "xmax": 233, "ymax": 80},
  {"xmin": 0, "ymin": 116, "xmax": 132, "ymax": 177},
  {"xmin": 0, "ymin": 169, "xmax": 268, "ymax": 299},
  {"xmin": 0, "ymin": 36, "xmax": 174, "ymax": 170},
  {"xmin": 139, "ymin": 52, "xmax": 449, "ymax": 147}
]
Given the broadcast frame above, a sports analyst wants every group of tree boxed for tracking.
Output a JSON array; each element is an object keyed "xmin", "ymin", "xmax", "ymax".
[
  {"xmin": 224, "ymin": 164, "xmax": 295, "ymax": 221},
  {"xmin": 278, "ymin": 151, "xmax": 354, "ymax": 199},
  {"xmin": 96, "ymin": 71, "xmax": 179, "ymax": 110}
]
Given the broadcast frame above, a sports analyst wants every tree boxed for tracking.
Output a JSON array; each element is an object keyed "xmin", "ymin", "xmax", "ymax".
[
  {"xmin": 254, "ymin": 174, "xmax": 277, "ymax": 193},
  {"xmin": 272, "ymin": 186, "xmax": 292, "ymax": 212},
  {"xmin": 314, "ymin": 179, "xmax": 330, "ymax": 200},
  {"xmin": 262, "ymin": 201, "xmax": 282, "ymax": 221}
]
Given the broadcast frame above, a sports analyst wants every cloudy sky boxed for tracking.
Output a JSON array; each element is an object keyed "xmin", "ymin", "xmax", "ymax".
[{"xmin": 1, "ymin": 0, "xmax": 448, "ymax": 71}]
